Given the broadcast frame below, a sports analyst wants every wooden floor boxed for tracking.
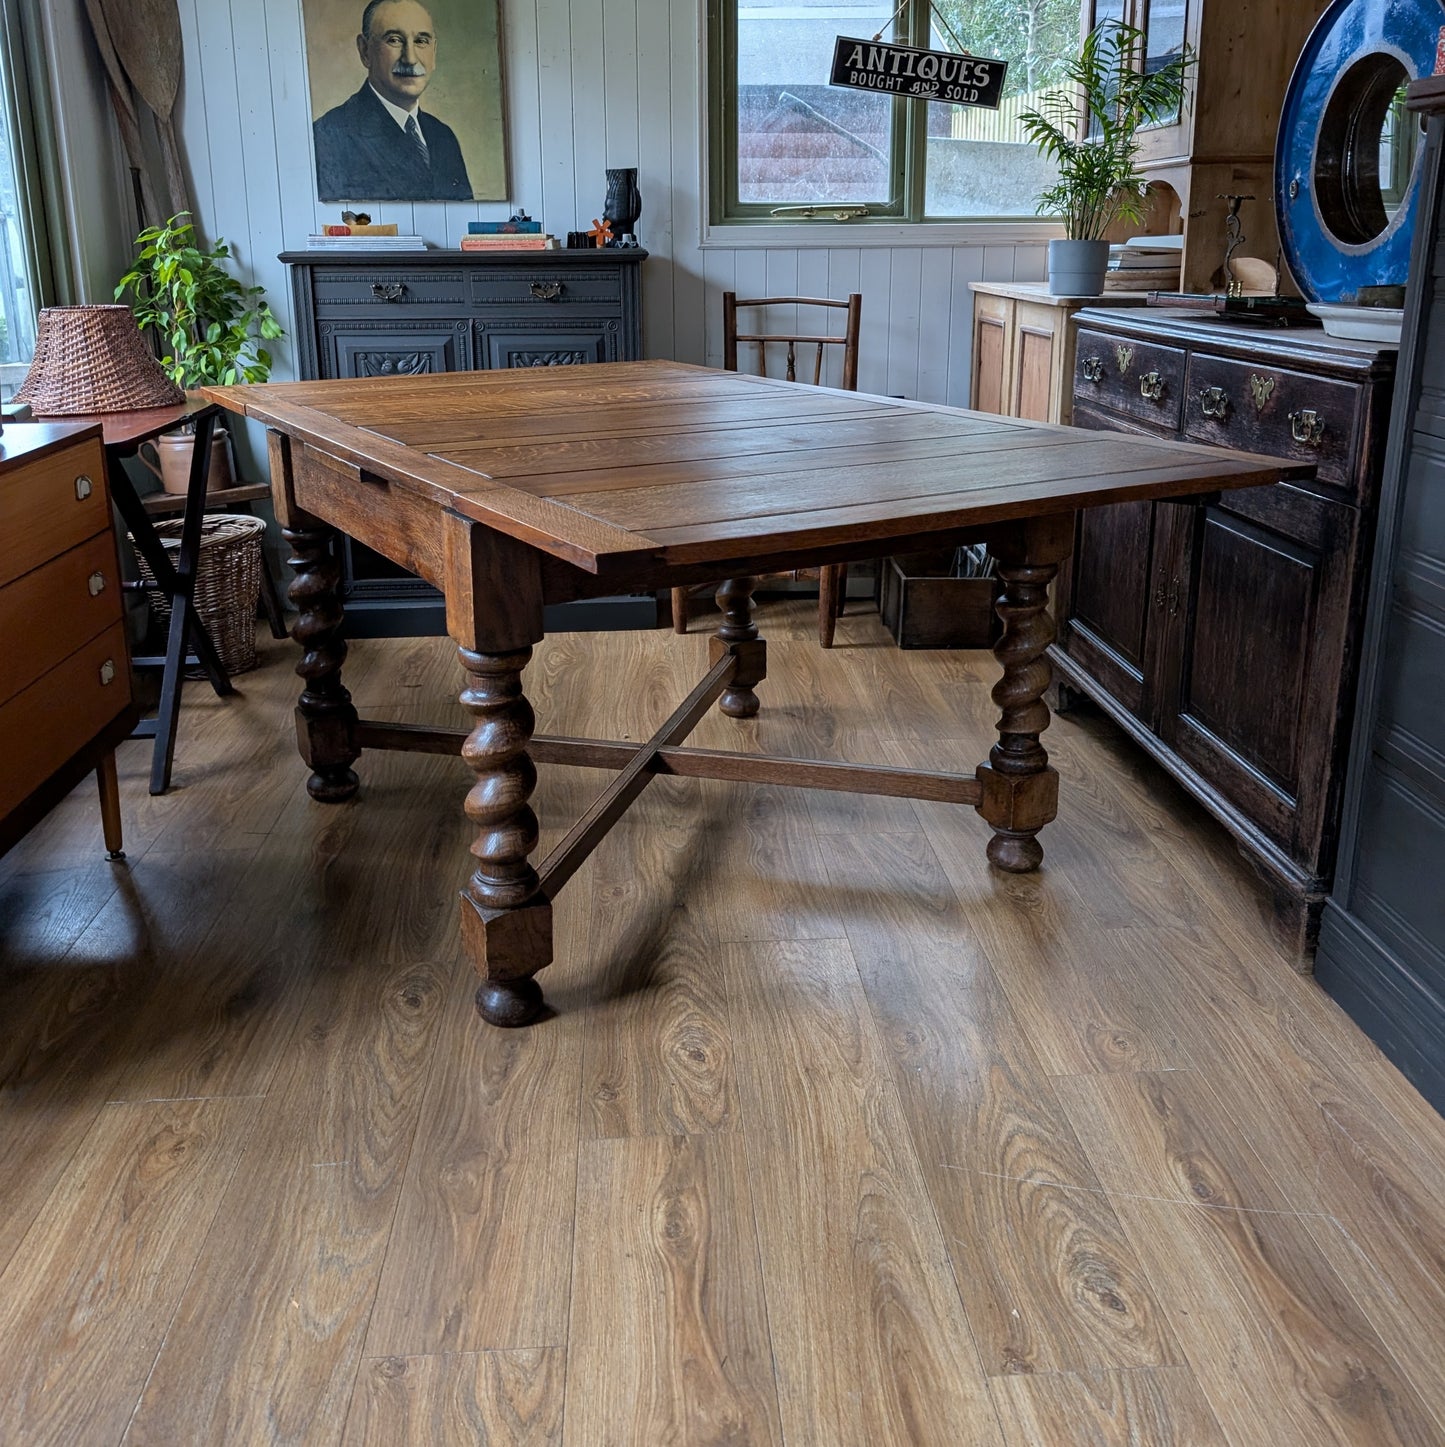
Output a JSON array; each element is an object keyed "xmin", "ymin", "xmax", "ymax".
[{"xmin": 3, "ymin": 602, "xmax": 1445, "ymax": 1446}]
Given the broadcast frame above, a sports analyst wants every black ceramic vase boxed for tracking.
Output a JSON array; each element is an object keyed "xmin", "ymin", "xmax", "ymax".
[{"xmin": 603, "ymin": 167, "xmax": 641, "ymax": 244}]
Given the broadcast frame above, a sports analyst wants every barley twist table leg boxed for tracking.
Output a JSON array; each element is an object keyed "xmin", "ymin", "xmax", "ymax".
[
  {"xmin": 712, "ymin": 576, "xmax": 767, "ymax": 718},
  {"xmin": 284, "ymin": 524, "xmax": 359, "ymax": 802},
  {"xmin": 459, "ymin": 645, "xmax": 551, "ymax": 1027},
  {"xmin": 977, "ymin": 556, "xmax": 1060, "ymax": 873}
]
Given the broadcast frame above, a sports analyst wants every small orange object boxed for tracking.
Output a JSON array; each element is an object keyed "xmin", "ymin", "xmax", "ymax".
[{"xmin": 588, "ymin": 217, "xmax": 613, "ymax": 247}]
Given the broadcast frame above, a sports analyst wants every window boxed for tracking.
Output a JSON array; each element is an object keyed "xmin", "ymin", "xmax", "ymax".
[
  {"xmin": 0, "ymin": 0, "xmax": 57, "ymax": 403},
  {"xmin": 711, "ymin": 0, "xmax": 1083, "ymax": 225}
]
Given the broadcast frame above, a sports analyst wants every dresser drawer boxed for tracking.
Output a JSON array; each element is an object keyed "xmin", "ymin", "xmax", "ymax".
[
  {"xmin": 312, "ymin": 269, "xmax": 468, "ymax": 308},
  {"xmin": 1183, "ymin": 356, "xmax": 1359, "ymax": 494},
  {"xmin": 0, "ymin": 438, "xmax": 108, "ymax": 588},
  {"xmin": 0, "ymin": 531, "xmax": 124, "ymax": 707},
  {"xmin": 468, "ymin": 268, "xmax": 622, "ymax": 308},
  {"xmin": 0, "ymin": 620, "xmax": 130, "ymax": 819},
  {"xmin": 1074, "ymin": 329, "xmax": 1186, "ymax": 431}
]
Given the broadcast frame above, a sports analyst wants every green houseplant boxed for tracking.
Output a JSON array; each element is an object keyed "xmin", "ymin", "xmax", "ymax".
[
  {"xmin": 1019, "ymin": 22, "xmax": 1194, "ymax": 296},
  {"xmin": 115, "ymin": 212, "xmax": 283, "ymax": 491}
]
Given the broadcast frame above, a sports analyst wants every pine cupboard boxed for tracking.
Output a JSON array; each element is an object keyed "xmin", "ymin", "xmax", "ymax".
[
  {"xmin": 968, "ymin": 283, "xmax": 1150, "ymax": 424},
  {"xmin": 1053, "ymin": 309, "xmax": 1397, "ymax": 958}
]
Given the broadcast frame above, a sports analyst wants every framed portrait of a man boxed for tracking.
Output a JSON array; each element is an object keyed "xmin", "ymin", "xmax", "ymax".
[{"xmin": 301, "ymin": 0, "xmax": 508, "ymax": 202}]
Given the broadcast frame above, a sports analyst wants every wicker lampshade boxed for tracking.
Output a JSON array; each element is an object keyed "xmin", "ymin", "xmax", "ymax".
[{"xmin": 15, "ymin": 304, "xmax": 185, "ymax": 415}]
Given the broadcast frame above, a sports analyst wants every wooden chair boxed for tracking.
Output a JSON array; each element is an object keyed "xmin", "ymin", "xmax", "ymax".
[{"xmin": 672, "ymin": 290, "xmax": 863, "ymax": 647}]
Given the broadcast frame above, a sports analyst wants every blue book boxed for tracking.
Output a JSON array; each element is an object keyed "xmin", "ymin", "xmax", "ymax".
[{"xmin": 468, "ymin": 219, "xmax": 542, "ymax": 234}]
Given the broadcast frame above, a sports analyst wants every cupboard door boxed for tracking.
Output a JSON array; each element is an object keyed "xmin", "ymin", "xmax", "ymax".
[
  {"xmin": 971, "ymin": 295, "xmax": 1013, "ymax": 414},
  {"xmin": 1060, "ymin": 499, "xmax": 1166, "ymax": 723},
  {"xmin": 1015, "ymin": 325, "xmax": 1056, "ymax": 423},
  {"xmin": 1164, "ymin": 484, "xmax": 1358, "ymax": 866}
]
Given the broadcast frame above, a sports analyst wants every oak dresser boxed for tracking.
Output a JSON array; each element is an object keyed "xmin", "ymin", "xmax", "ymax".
[{"xmin": 1055, "ymin": 309, "xmax": 1398, "ymax": 957}]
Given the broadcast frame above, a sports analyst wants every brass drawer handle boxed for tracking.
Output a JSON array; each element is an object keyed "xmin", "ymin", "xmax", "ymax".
[
  {"xmin": 1289, "ymin": 408, "xmax": 1326, "ymax": 447},
  {"xmin": 75, "ymin": 475, "xmax": 94, "ymax": 501},
  {"xmin": 1082, "ymin": 356, "xmax": 1105, "ymax": 384},
  {"xmin": 370, "ymin": 282, "xmax": 407, "ymax": 302},
  {"xmin": 1199, "ymin": 386, "xmax": 1230, "ymax": 419},
  {"xmin": 87, "ymin": 571, "xmax": 107, "ymax": 596},
  {"xmin": 1140, "ymin": 370, "xmax": 1165, "ymax": 403},
  {"xmin": 529, "ymin": 280, "xmax": 563, "ymax": 301},
  {"xmin": 99, "ymin": 659, "xmax": 116, "ymax": 686}
]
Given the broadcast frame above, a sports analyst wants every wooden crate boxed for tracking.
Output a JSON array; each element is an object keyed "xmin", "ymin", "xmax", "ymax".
[{"xmin": 878, "ymin": 551, "xmax": 1002, "ymax": 649}]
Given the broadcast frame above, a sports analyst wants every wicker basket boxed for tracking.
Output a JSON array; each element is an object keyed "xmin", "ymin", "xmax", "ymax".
[{"xmin": 133, "ymin": 514, "xmax": 268, "ymax": 675}]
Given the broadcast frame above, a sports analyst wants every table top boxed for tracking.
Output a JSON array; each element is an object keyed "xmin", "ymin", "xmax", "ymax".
[
  {"xmin": 206, "ymin": 361, "xmax": 1310, "ymax": 575},
  {"xmin": 32, "ymin": 397, "xmax": 218, "ymax": 452}
]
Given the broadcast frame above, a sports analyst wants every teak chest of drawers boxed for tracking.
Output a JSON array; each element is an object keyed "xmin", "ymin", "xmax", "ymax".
[
  {"xmin": 1057, "ymin": 309, "xmax": 1398, "ymax": 957},
  {"xmin": 0, "ymin": 422, "xmax": 136, "ymax": 860}
]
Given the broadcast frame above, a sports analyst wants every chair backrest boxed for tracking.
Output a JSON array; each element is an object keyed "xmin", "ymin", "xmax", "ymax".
[{"xmin": 723, "ymin": 291, "xmax": 862, "ymax": 391}]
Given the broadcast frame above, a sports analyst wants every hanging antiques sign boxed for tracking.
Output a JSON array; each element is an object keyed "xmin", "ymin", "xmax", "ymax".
[{"xmin": 829, "ymin": 37, "xmax": 1007, "ymax": 108}]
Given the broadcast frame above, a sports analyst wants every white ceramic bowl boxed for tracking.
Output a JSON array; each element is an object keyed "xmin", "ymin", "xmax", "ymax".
[{"xmin": 1305, "ymin": 303, "xmax": 1404, "ymax": 343}]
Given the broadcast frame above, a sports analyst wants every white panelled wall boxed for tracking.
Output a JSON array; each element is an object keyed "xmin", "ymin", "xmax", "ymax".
[{"xmin": 153, "ymin": 0, "xmax": 1050, "ymax": 406}]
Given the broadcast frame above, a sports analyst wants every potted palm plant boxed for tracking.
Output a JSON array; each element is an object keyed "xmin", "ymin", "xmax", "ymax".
[
  {"xmin": 115, "ymin": 212, "xmax": 283, "ymax": 491},
  {"xmin": 1020, "ymin": 22, "xmax": 1194, "ymax": 297}
]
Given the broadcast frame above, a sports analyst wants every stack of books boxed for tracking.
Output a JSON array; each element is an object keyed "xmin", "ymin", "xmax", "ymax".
[
  {"xmin": 459, "ymin": 219, "xmax": 560, "ymax": 251},
  {"xmin": 1105, "ymin": 234, "xmax": 1183, "ymax": 292},
  {"xmin": 305, "ymin": 223, "xmax": 427, "ymax": 249}
]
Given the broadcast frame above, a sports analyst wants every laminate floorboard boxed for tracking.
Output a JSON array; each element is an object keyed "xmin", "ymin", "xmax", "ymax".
[
  {"xmin": 1, "ymin": 604, "xmax": 1442, "ymax": 1445},
  {"xmin": 343, "ymin": 1350, "xmax": 565, "ymax": 1445}
]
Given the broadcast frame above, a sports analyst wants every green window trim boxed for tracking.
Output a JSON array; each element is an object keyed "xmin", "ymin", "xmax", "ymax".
[{"xmin": 709, "ymin": 0, "xmax": 1086, "ymax": 229}]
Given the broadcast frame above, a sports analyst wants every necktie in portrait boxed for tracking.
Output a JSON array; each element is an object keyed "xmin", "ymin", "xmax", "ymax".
[{"xmin": 405, "ymin": 114, "xmax": 429, "ymax": 167}]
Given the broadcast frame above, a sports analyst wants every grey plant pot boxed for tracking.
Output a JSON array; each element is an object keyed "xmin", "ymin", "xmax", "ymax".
[{"xmin": 1047, "ymin": 239, "xmax": 1111, "ymax": 297}]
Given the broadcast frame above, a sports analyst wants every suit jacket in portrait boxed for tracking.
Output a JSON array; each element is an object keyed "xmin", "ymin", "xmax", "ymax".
[{"xmin": 314, "ymin": 84, "xmax": 473, "ymax": 201}]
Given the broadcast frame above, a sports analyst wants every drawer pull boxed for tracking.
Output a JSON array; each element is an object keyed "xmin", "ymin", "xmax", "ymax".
[
  {"xmin": 87, "ymin": 571, "xmax": 107, "ymax": 596},
  {"xmin": 1140, "ymin": 370, "xmax": 1166, "ymax": 403},
  {"xmin": 370, "ymin": 282, "xmax": 407, "ymax": 302},
  {"xmin": 1199, "ymin": 386, "xmax": 1230, "ymax": 419},
  {"xmin": 1289, "ymin": 408, "xmax": 1326, "ymax": 446},
  {"xmin": 1081, "ymin": 356, "xmax": 1105, "ymax": 384},
  {"xmin": 75, "ymin": 475, "xmax": 94, "ymax": 501},
  {"xmin": 99, "ymin": 659, "xmax": 117, "ymax": 686},
  {"xmin": 529, "ymin": 280, "xmax": 563, "ymax": 301}
]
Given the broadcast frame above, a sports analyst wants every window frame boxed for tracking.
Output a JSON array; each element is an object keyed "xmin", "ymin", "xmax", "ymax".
[
  {"xmin": 0, "ymin": 0, "xmax": 64, "ymax": 398},
  {"xmin": 705, "ymin": 0, "xmax": 1073, "ymax": 241}
]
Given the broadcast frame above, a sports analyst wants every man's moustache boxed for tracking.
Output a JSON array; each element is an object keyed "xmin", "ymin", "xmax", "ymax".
[{"xmin": 392, "ymin": 63, "xmax": 427, "ymax": 76}]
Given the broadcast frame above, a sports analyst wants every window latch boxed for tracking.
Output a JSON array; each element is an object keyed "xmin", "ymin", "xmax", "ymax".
[{"xmin": 767, "ymin": 205, "xmax": 870, "ymax": 221}]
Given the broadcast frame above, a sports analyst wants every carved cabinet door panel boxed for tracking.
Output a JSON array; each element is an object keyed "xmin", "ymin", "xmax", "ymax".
[
  {"xmin": 474, "ymin": 322, "xmax": 620, "ymax": 371},
  {"xmin": 322, "ymin": 322, "xmax": 470, "ymax": 380},
  {"xmin": 1162, "ymin": 483, "xmax": 1357, "ymax": 866}
]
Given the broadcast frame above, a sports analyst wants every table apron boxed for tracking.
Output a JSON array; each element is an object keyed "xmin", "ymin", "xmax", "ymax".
[{"xmin": 293, "ymin": 443, "xmax": 447, "ymax": 591}]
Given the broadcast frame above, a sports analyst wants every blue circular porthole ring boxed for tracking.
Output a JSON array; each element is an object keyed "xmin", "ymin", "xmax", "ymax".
[{"xmin": 1275, "ymin": 0, "xmax": 1444, "ymax": 301}]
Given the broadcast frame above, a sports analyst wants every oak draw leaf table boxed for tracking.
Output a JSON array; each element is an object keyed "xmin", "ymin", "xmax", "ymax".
[{"xmin": 205, "ymin": 361, "xmax": 1306, "ymax": 1028}]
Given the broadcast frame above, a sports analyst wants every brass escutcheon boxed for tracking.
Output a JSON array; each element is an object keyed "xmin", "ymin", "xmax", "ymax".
[
  {"xmin": 1114, "ymin": 344, "xmax": 1135, "ymax": 375},
  {"xmin": 1249, "ymin": 373, "xmax": 1276, "ymax": 410}
]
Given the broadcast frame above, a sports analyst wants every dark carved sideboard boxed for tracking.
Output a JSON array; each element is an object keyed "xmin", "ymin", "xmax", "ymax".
[
  {"xmin": 1056, "ymin": 309, "xmax": 1397, "ymax": 958},
  {"xmin": 281, "ymin": 248, "xmax": 648, "ymax": 635}
]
